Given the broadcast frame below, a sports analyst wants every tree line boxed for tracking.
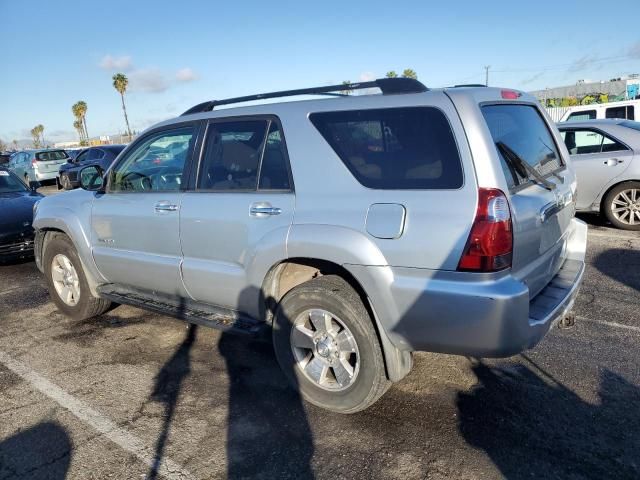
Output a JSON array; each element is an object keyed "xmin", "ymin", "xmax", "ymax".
[{"xmin": 341, "ymin": 69, "xmax": 418, "ymax": 95}]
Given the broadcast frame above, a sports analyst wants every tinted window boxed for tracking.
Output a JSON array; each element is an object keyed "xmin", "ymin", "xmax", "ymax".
[
  {"xmin": 566, "ymin": 110, "xmax": 596, "ymax": 122},
  {"xmin": 87, "ymin": 149, "xmax": 104, "ymax": 160},
  {"xmin": 75, "ymin": 150, "xmax": 89, "ymax": 163},
  {"xmin": 198, "ymin": 120, "xmax": 269, "ymax": 190},
  {"xmin": 482, "ymin": 105, "xmax": 563, "ymax": 188},
  {"xmin": 259, "ymin": 123, "xmax": 291, "ymax": 190},
  {"xmin": 310, "ymin": 107, "xmax": 463, "ymax": 189},
  {"xmin": 606, "ymin": 106, "xmax": 634, "ymax": 120},
  {"xmin": 0, "ymin": 170, "xmax": 28, "ymax": 193},
  {"xmin": 110, "ymin": 127, "xmax": 194, "ymax": 192},
  {"xmin": 36, "ymin": 150, "xmax": 68, "ymax": 161}
]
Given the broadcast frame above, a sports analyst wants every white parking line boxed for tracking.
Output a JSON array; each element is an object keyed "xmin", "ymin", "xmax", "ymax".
[
  {"xmin": 0, "ymin": 350, "xmax": 196, "ymax": 480},
  {"xmin": 578, "ymin": 316, "xmax": 640, "ymax": 333}
]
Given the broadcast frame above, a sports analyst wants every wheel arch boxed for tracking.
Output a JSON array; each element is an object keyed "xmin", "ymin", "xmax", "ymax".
[
  {"xmin": 261, "ymin": 257, "xmax": 412, "ymax": 383},
  {"xmin": 599, "ymin": 179, "xmax": 640, "ymax": 213}
]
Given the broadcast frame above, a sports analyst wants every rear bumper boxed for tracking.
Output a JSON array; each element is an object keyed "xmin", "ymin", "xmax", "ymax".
[
  {"xmin": 35, "ymin": 171, "xmax": 59, "ymax": 182},
  {"xmin": 350, "ymin": 218, "xmax": 588, "ymax": 358}
]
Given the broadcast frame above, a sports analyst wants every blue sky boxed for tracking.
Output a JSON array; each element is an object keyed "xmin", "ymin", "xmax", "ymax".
[{"xmin": 1, "ymin": 0, "xmax": 639, "ymax": 145}]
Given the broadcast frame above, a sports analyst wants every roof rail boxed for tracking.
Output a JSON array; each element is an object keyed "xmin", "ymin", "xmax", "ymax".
[
  {"xmin": 181, "ymin": 77, "xmax": 428, "ymax": 116},
  {"xmin": 451, "ymin": 84, "xmax": 488, "ymax": 88}
]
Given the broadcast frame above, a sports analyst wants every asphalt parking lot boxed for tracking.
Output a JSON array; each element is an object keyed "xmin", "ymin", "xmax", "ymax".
[{"xmin": 0, "ymin": 194, "xmax": 639, "ymax": 479}]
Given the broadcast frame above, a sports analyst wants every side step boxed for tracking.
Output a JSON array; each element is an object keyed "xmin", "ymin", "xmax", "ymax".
[{"xmin": 97, "ymin": 284, "xmax": 268, "ymax": 337}]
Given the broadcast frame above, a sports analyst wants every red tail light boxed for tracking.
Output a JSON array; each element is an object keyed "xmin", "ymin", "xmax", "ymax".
[
  {"xmin": 458, "ymin": 188, "xmax": 513, "ymax": 272},
  {"xmin": 501, "ymin": 89, "xmax": 522, "ymax": 100},
  {"xmin": 31, "ymin": 159, "xmax": 37, "ymax": 165}
]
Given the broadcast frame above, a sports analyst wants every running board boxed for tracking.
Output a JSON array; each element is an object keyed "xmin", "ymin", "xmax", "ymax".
[{"xmin": 96, "ymin": 284, "xmax": 268, "ymax": 337}]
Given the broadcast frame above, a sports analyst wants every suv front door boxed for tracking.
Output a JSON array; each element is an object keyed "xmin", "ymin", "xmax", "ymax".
[
  {"xmin": 179, "ymin": 118, "xmax": 295, "ymax": 318},
  {"xmin": 90, "ymin": 124, "xmax": 199, "ymax": 295},
  {"xmin": 560, "ymin": 128, "xmax": 633, "ymax": 210}
]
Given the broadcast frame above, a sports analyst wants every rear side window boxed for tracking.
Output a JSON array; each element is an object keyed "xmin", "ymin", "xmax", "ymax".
[
  {"xmin": 560, "ymin": 129, "xmax": 628, "ymax": 154},
  {"xmin": 482, "ymin": 105, "xmax": 563, "ymax": 188},
  {"xmin": 566, "ymin": 110, "xmax": 596, "ymax": 122},
  {"xmin": 36, "ymin": 150, "xmax": 68, "ymax": 161},
  {"xmin": 310, "ymin": 107, "xmax": 463, "ymax": 190},
  {"xmin": 606, "ymin": 105, "xmax": 634, "ymax": 120}
]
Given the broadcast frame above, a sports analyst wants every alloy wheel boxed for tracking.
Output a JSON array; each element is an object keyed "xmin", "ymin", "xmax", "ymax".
[
  {"xmin": 51, "ymin": 254, "xmax": 81, "ymax": 306},
  {"xmin": 611, "ymin": 188, "xmax": 640, "ymax": 226}
]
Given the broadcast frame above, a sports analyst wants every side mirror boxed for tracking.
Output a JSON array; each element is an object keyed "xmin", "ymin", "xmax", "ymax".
[
  {"xmin": 29, "ymin": 180, "xmax": 41, "ymax": 191},
  {"xmin": 79, "ymin": 165, "xmax": 105, "ymax": 191}
]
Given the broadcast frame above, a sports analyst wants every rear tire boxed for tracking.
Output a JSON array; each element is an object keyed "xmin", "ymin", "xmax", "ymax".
[
  {"xmin": 272, "ymin": 275, "xmax": 390, "ymax": 413},
  {"xmin": 603, "ymin": 181, "xmax": 640, "ymax": 231},
  {"xmin": 43, "ymin": 234, "xmax": 111, "ymax": 320}
]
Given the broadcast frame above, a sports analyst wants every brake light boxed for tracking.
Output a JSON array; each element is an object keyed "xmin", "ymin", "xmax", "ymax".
[
  {"xmin": 458, "ymin": 188, "xmax": 513, "ymax": 272},
  {"xmin": 501, "ymin": 90, "xmax": 522, "ymax": 100},
  {"xmin": 31, "ymin": 159, "xmax": 37, "ymax": 165}
]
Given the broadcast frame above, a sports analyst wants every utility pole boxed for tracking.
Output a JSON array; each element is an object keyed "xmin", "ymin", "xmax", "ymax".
[{"xmin": 484, "ymin": 65, "xmax": 491, "ymax": 87}]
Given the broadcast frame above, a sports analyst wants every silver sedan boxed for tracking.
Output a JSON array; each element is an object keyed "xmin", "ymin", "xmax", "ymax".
[{"xmin": 558, "ymin": 119, "xmax": 640, "ymax": 230}]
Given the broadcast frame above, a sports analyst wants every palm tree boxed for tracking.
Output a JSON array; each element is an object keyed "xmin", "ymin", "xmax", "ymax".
[
  {"xmin": 11, "ymin": 139, "xmax": 18, "ymax": 150},
  {"xmin": 76, "ymin": 101, "xmax": 89, "ymax": 141},
  {"xmin": 341, "ymin": 80, "xmax": 352, "ymax": 96},
  {"xmin": 72, "ymin": 103, "xmax": 83, "ymax": 141},
  {"xmin": 73, "ymin": 120, "xmax": 84, "ymax": 142},
  {"xmin": 30, "ymin": 127, "xmax": 41, "ymax": 148},
  {"xmin": 385, "ymin": 71, "xmax": 398, "ymax": 78},
  {"xmin": 36, "ymin": 124, "xmax": 45, "ymax": 146},
  {"xmin": 402, "ymin": 69, "xmax": 418, "ymax": 80},
  {"xmin": 113, "ymin": 73, "xmax": 133, "ymax": 139}
]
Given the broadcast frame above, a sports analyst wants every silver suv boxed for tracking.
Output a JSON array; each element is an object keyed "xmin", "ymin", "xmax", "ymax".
[{"xmin": 33, "ymin": 78, "xmax": 587, "ymax": 413}]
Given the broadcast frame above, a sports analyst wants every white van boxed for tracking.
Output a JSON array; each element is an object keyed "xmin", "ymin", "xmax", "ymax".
[{"xmin": 559, "ymin": 99, "xmax": 638, "ymax": 122}]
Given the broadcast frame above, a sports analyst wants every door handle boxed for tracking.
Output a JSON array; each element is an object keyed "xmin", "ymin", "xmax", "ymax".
[
  {"xmin": 250, "ymin": 203, "xmax": 282, "ymax": 217},
  {"xmin": 604, "ymin": 158, "xmax": 623, "ymax": 166},
  {"xmin": 154, "ymin": 202, "xmax": 179, "ymax": 212}
]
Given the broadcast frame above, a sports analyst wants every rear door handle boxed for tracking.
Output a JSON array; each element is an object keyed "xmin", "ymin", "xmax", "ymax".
[
  {"xmin": 154, "ymin": 202, "xmax": 179, "ymax": 212},
  {"xmin": 250, "ymin": 203, "xmax": 282, "ymax": 217},
  {"xmin": 604, "ymin": 158, "xmax": 623, "ymax": 166}
]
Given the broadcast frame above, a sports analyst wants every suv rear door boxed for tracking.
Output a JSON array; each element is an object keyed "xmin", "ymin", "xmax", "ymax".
[
  {"xmin": 479, "ymin": 99, "xmax": 576, "ymax": 297},
  {"xmin": 179, "ymin": 117, "xmax": 295, "ymax": 317}
]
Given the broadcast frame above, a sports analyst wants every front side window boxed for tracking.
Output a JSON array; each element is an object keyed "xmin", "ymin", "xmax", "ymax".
[
  {"xmin": 109, "ymin": 126, "xmax": 194, "ymax": 192},
  {"xmin": 482, "ymin": 104, "xmax": 563, "ymax": 188},
  {"xmin": 0, "ymin": 170, "xmax": 28, "ymax": 193},
  {"xmin": 75, "ymin": 150, "xmax": 90, "ymax": 163},
  {"xmin": 87, "ymin": 149, "xmax": 104, "ymax": 161},
  {"xmin": 310, "ymin": 107, "xmax": 463, "ymax": 189},
  {"xmin": 566, "ymin": 110, "xmax": 596, "ymax": 122}
]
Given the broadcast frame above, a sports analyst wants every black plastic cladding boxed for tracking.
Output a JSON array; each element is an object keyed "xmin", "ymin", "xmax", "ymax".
[{"xmin": 180, "ymin": 78, "xmax": 429, "ymax": 116}]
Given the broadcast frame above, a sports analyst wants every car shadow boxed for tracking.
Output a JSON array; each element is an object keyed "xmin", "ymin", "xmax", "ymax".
[
  {"xmin": 0, "ymin": 421, "xmax": 72, "ymax": 479},
  {"xmin": 456, "ymin": 358, "xmax": 640, "ymax": 479},
  {"xmin": 593, "ymin": 248, "xmax": 640, "ymax": 292}
]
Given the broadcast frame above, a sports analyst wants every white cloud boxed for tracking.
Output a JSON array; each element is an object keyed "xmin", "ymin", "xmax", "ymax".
[
  {"xmin": 359, "ymin": 71, "xmax": 376, "ymax": 82},
  {"xmin": 128, "ymin": 68, "xmax": 169, "ymax": 93},
  {"xmin": 99, "ymin": 54, "xmax": 133, "ymax": 71},
  {"xmin": 175, "ymin": 68, "xmax": 198, "ymax": 82}
]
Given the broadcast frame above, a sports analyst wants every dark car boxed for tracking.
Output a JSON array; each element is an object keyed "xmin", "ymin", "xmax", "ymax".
[
  {"xmin": 0, "ymin": 153, "xmax": 12, "ymax": 165},
  {"xmin": 57, "ymin": 145, "xmax": 126, "ymax": 190},
  {"xmin": 0, "ymin": 167, "xmax": 43, "ymax": 261}
]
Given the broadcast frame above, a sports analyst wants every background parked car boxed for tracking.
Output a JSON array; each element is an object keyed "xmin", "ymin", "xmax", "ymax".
[
  {"xmin": 0, "ymin": 167, "xmax": 42, "ymax": 261},
  {"xmin": 58, "ymin": 145, "xmax": 125, "ymax": 190},
  {"xmin": 558, "ymin": 119, "xmax": 640, "ymax": 230},
  {"xmin": 7, "ymin": 149, "xmax": 69, "ymax": 185},
  {"xmin": 0, "ymin": 153, "xmax": 12, "ymax": 165},
  {"xmin": 64, "ymin": 148, "xmax": 83, "ymax": 161}
]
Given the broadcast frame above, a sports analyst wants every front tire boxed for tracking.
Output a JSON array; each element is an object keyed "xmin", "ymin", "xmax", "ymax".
[
  {"xmin": 272, "ymin": 275, "xmax": 390, "ymax": 413},
  {"xmin": 43, "ymin": 234, "xmax": 111, "ymax": 320},
  {"xmin": 603, "ymin": 181, "xmax": 640, "ymax": 231}
]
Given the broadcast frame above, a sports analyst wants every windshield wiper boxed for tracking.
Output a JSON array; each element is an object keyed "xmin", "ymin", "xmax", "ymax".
[{"xmin": 496, "ymin": 141, "xmax": 555, "ymax": 191}]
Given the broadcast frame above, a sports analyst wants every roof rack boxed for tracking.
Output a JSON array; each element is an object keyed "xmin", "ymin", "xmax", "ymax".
[
  {"xmin": 451, "ymin": 84, "xmax": 488, "ymax": 88},
  {"xmin": 181, "ymin": 77, "xmax": 428, "ymax": 116}
]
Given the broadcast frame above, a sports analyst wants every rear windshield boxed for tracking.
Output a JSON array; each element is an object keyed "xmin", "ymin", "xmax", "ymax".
[
  {"xmin": 621, "ymin": 120, "xmax": 640, "ymax": 132},
  {"xmin": 310, "ymin": 107, "xmax": 463, "ymax": 190},
  {"xmin": 482, "ymin": 105, "xmax": 564, "ymax": 188},
  {"xmin": 36, "ymin": 150, "xmax": 69, "ymax": 161}
]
